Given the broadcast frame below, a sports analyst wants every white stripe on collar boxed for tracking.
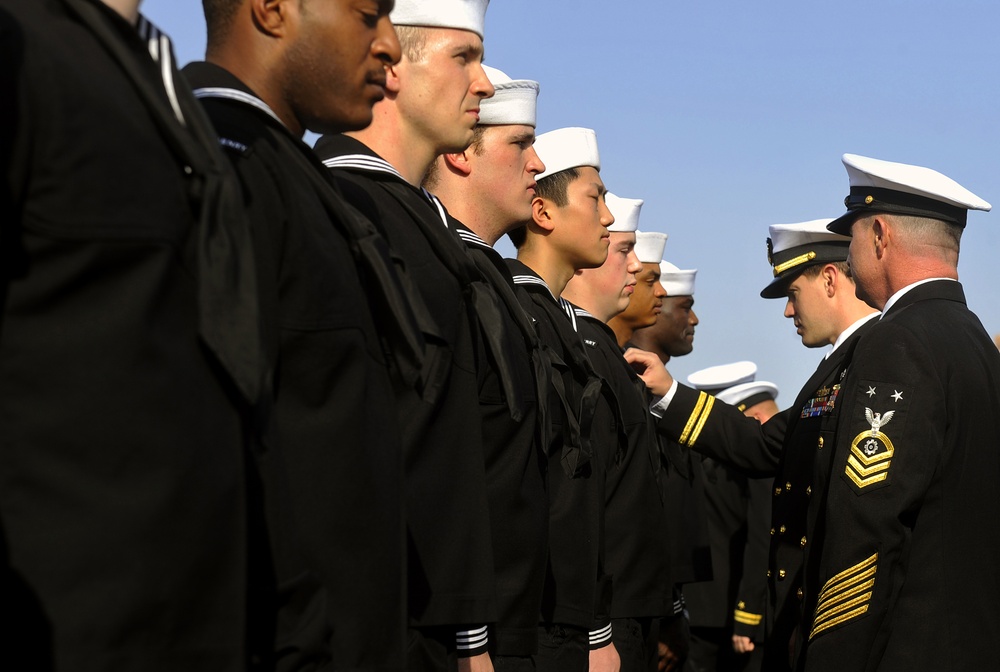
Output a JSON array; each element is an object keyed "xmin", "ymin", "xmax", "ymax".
[
  {"xmin": 456, "ymin": 228, "xmax": 492, "ymax": 249},
  {"xmin": 192, "ymin": 87, "xmax": 284, "ymax": 127},
  {"xmin": 560, "ymin": 298, "xmax": 580, "ymax": 332},
  {"xmin": 512, "ymin": 274, "xmax": 556, "ymax": 300},
  {"xmin": 136, "ymin": 15, "xmax": 184, "ymax": 126},
  {"xmin": 572, "ymin": 306, "xmax": 595, "ymax": 320},
  {"xmin": 322, "ymin": 154, "xmax": 405, "ymax": 181},
  {"xmin": 422, "ymin": 189, "xmax": 449, "ymax": 229}
]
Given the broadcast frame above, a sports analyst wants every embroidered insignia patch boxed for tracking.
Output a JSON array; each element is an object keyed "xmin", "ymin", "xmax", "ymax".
[
  {"xmin": 842, "ymin": 379, "xmax": 909, "ymax": 493},
  {"xmin": 809, "ymin": 551, "xmax": 877, "ymax": 640},
  {"xmin": 800, "ymin": 384, "xmax": 841, "ymax": 418},
  {"xmin": 845, "ymin": 407, "xmax": 895, "ymax": 489}
]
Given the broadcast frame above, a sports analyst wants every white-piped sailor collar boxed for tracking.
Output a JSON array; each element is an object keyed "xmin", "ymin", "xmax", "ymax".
[
  {"xmin": 135, "ymin": 15, "xmax": 184, "ymax": 125},
  {"xmin": 321, "ymin": 153, "xmax": 406, "ymax": 182},
  {"xmin": 510, "ymin": 269, "xmax": 556, "ymax": 302},
  {"xmin": 454, "ymin": 226, "xmax": 492, "ymax": 251},
  {"xmin": 192, "ymin": 86, "xmax": 284, "ymax": 127}
]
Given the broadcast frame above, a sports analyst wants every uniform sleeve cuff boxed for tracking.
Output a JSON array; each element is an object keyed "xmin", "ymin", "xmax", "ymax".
[
  {"xmin": 456, "ymin": 625, "xmax": 489, "ymax": 657},
  {"xmin": 650, "ymin": 379, "xmax": 679, "ymax": 418},
  {"xmin": 589, "ymin": 623, "xmax": 613, "ymax": 649}
]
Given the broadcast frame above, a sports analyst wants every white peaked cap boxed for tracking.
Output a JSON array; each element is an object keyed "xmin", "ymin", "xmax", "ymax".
[
  {"xmin": 659, "ymin": 260, "xmax": 697, "ymax": 296},
  {"xmin": 390, "ymin": 0, "xmax": 490, "ymax": 39},
  {"xmin": 634, "ymin": 231, "xmax": 668, "ymax": 263},
  {"xmin": 479, "ymin": 65, "xmax": 540, "ymax": 127},
  {"xmin": 827, "ymin": 153, "xmax": 991, "ymax": 234},
  {"xmin": 606, "ymin": 194, "xmax": 642, "ymax": 233},
  {"xmin": 688, "ymin": 361, "xmax": 757, "ymax": 393},
  {"xmin": 687, "ymin": 361, "xmax": 780, "ymax": 409},
  {"xmin": 768, "ymin": 219, "xmax": 846, "ymax": 256},
  {"xmin": 534, "ymin": 127, "xmax": 600, "ymax": 179},
  {"xmin": 762, "ymin": 218, "xmax": 849, "ymax": 299},
  {"xmin": 717, "ymin": 381, "xmax": 780, "ymax": 409}
]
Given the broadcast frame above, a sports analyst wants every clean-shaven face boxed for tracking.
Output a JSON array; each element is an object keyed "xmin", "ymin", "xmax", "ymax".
[
  {"xmin": 470, "ymin": 124, "xmax": 544, "ymax": 229},
  {"xmin": 395, "ymin": 27, "xmax": 495, "ymax": 153},
  {"xmin": 783, "ymin": 270, "xmax": 837, "ymax": 347}
]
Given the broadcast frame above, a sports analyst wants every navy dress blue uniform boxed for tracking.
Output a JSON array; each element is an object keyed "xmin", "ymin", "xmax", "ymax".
[
  {"xmin": 184, "ymin": 62, "xmax": 411, "ymax": 672},
  {"xmin": 654, "ymin": 318, "xmax": 876, "ymax": 671},
  {"xmin": 315, "ymin": 134, "xmax": 496, "ymax": 663},
  {"xmin": 506, "ymin": 259, "xmax": 615, "ymax": 668},
  {"xmin": 452, "ymin": 223, "xmax": 548, "ymax": 658},
  {"xmin": 801, "ymin": 280, "xmax": 1000, "ymax": 671},
  {"xmin": 0, "ymin": 1, "xmax": 265, "ymax": 668},
  {"xmin": 574, "ymin": 309, "xmax": 673, "ymax": 672}
]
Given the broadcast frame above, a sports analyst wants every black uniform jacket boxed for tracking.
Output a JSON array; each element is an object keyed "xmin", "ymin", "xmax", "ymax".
[
  {"xmin": 452, "ymin": 225, "xmax": 548, "ymax": 656},
  {"xmin": 655, "ymin": 316, "xmax": 876, "ymax": 671},
  {"xmin": 185, "ymin": 62, "xmax": 410, "ymax": 672},
  {"xmin": 314, "ymin": 134, "xmax": 496, "ymax": 630},
  {"xmin": 683, "ymin": 457, "xmax": 771, "ymax": 641},
  {"xmin": 0, "ymin": 2, "xmax": 264, "ymax": 668},
  {"xmin": 575, "ymin": 310, "xmax": 673, "ymax": 620},
  {"xmin": 505, "ymin": 260, "xmax": 613, "ymax": 633},
  {"xmin": 801, "ymin": 281, "xmax": 1000, "ymax": 672}
]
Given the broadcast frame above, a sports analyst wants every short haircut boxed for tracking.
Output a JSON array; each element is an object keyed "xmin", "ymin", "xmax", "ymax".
[
  {"xmin": 533, "ymin": 167, "xmax": 579, "ymax": 208},
  {"xmin": 800, "ymin": 260, "xmax": 852, "ymax": 281},
  {"xmin": 202, "ymin": 0, "xmax": 243, "ymax": 45},
  {"xmin": 890, "ymin": 213, "xmax": 962, "ymax": 254},
  {"xmin": 395, "ymin": 25, "xmax": 428, "ymax": 63}
]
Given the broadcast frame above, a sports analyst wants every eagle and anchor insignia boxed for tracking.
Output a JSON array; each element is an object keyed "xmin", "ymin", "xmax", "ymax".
[{"xmin": 845, "ymin": 406, "xmax": 896, "ymax": 489}]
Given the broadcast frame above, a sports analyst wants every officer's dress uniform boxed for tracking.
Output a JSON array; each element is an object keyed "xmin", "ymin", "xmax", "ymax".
[
  {"xmin": 452, "ymin": 223, "xmax": 548, "ymax": 661},
  {"xmin": 185, "ymin": 62, "xmax": 412, "ymax": 672},
  {"xmin": 506, "ymin": 260, "xmax": 615, "ymax": 670},
  {"xmin": 314, "ymin": 134, "xmax": 496, "ymax": 664},
  {"xmin": 654, "ymin": 316, "xmax": 876, "ymax": 671},
  {"xmin": 1, "ymin": 1, "xmax": 265, "ymax": 667},
  {"xmin": 574, "ymin": 308, "xmax": 673, "ymax": 672},
  {"xmin": 802, "ymin": 280, "xmax": 1000, "ymax": 671}
]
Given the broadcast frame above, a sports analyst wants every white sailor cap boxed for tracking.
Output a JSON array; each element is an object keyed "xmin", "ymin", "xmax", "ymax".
[
  {"xmin": 605, "ymin": 194, "xmax": 642, "ymax": 233},
  {"xmin": 534, "ymin": 127, "xmax": 600, "ymax": 179},
  {"xmin": 659, "ymin": 260, "xmax": 697, "ymax": 296},
  {"xmin": 827, "ymin": 153, "xmax": 992, "ymax": 235},
  {"xmin": 478, "ymin": 66, "xmax": 539, "ymax": 127},
  {"xmin": 761, "ymin": 218, "xmax": 849, "ymax": 299},
  {"xmin": 634, "ymin": 231, "xmax": 667, "ymax": 263},
  {"xmin": 687, "ymin": 361, "xmax": 779, "ymax": 411},
  {"xmin": 390, "ymin": 0, "xmax": 490, "ymax": 39}
]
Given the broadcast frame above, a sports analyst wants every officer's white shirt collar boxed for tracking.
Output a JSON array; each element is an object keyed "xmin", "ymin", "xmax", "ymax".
[
  {"xmin": 880, "ymin": 277, "xmax": 955, "ymax": 317},
  {"xmin": 825, "ymin": 311, "xmax": 880, "ymax": 359}
]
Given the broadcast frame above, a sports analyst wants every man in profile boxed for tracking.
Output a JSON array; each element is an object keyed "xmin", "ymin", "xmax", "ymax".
[
  {"xmin": 187, "ymin": 0, "xmax": 414, "ymax": 668},
  {"xmin": 626, "ymin": 219, "xmax": 878, "ymax": 670},
  {"xmin": 314, "ymin": 2, "xmax": 501, "ymax": 669},
  {"xmin": 804, "ymin": 154, "xmax": 1000, "ymax": 671},
  {"xmin": 1, "ymin": 0, "xmax": 265, "ymax": 667}
]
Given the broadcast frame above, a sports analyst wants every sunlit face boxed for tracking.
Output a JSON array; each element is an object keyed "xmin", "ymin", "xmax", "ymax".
[
  {"xmin": 657, "ymin": 294, "xmax": 698, "ymax": 356},
  {"xmin": 285, "ymin": 0, "xmax": 400, "ymax": 133},
  {"xmin": 847, "ymin": 216, "xmax": 880, "ymax": 309},
  {"xmin": 783, "ymin": 270, "xmax": 836, "ymax": 347},
  {"xmin": 617, "ymin": 261, "xmax": 667, "ymax": 331},
  {"xmin": 575, "ymin": 231, "xmax": 641, "ymax": 319},
  {"xmin": 395, "ymin": 27, "xmax": 495, "ymax": 153},
  {"xmin": 468, "ymin": 124, "xmax": 545, "ymax": 230},
  {"xmin": 547, "ymin": 166, "xmax": 615, "ymax": 270}
]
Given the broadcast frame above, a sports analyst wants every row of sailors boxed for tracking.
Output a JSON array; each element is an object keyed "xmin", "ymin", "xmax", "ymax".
[{"xmin": 5, "ymin": 1, "xmax": 999, "ymax": 671}]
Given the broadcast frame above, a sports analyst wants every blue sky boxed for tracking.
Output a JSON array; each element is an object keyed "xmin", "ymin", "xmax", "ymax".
[{"xmin": 144, "ymin": 0, "xmax": 1000, "ymax": 400}]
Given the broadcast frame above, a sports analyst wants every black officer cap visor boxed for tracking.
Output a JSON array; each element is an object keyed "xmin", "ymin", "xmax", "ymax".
[
  {"xmin": 826, "ymin": 187, "xmax": 969, "ymax": 236},
  {"xmin": 760, "ymin": 241, "xmax": 851, "ymax": 299}
]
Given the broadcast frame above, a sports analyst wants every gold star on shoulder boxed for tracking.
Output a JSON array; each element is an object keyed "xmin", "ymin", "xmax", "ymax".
[{"xmin": 891, "ymin": 390, "xmax": 903, "ymax": 402}]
